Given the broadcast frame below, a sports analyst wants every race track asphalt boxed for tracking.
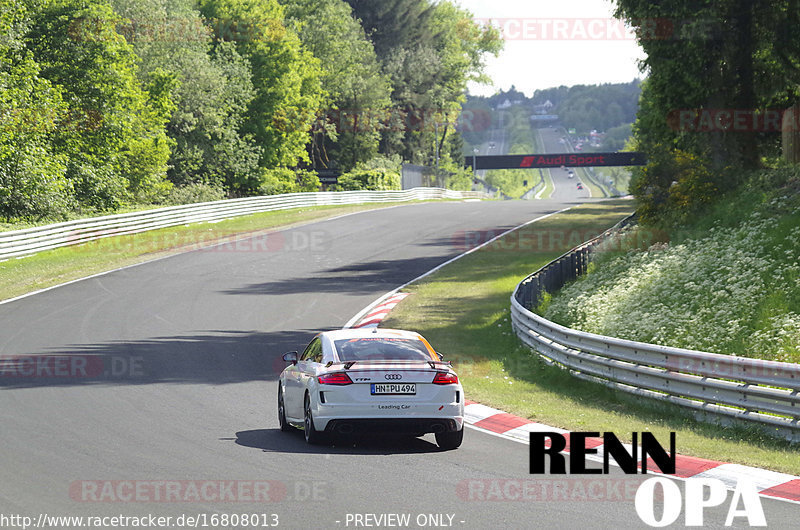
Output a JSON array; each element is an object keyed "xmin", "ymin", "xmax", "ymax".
[{"xmin": 1, "ymin": 198, "xmax": 796, "ymax": 529}]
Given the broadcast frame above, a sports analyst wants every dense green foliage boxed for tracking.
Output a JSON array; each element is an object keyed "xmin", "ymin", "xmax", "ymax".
[
  {"xmin": 1, "ymin": 0, "xmax": 498, "ymax": 221},
  {"xmin": 600, "ymin": 123, "xmax": 633, "ymax": 152},
  {"xmin": 465, "ymin": 81, "xmax": 640, "ymax": 138},
  {"xmin": 615, "ymin": 0, "xmax": 800, "ymax": 225},
  {"xmin": 533, "ymin": 81, "xmax": 641, "ymax": 134},
  {"xmin": 281, "ymin": 0, "xmax": 390, "ymax": 172},
  {"xmin": 347, "ymin": 0, "xmax": 501, "ymax": 169},
  {"xmin": 111, "ymin": 0, "xmax": 261, "ymax": 196}
]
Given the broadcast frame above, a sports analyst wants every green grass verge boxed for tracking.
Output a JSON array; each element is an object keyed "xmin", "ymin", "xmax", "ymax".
[
  {"xmin": 577, "ymin": 167, "xmax": 607, "ymax": 198},
  {"xmin": 0, "ymin": 202, "xmax": 411, "ymax": 302},
  {"xmin": 381, "ymin": 199, "xmax": 800, "ymax": 475},
  {"xmin": 537, "ymin": 169, "xmax": 555, "ymax": 199},
  {"xmin": 595, "ymin": 167, "xmax": 632, "ymax": 195}
]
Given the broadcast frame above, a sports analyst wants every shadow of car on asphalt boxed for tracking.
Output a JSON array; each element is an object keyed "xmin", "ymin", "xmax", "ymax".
[{"xmin": 234, "ymin": 428, "xmax": 444, "ymax": 455}]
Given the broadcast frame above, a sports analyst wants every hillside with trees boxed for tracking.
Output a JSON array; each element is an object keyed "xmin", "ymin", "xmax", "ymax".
[
  {"xmin": 462, "ymin": 81, "xmax": 641, "ymax": 149},
  {"xmin": 0, "ymin": 0, "xmax": 500, "ymax": 222}
]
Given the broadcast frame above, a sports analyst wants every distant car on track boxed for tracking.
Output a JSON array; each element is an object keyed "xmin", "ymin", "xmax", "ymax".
[
  {"xmin": 577, "ymin": 183, "xmax": 583, "ymax": 190},
  {"xmin": 277, "ymin": 328, "xmax": 465, "ymax": 449}
]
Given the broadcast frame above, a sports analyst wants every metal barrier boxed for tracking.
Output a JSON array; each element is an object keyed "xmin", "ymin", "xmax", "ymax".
[
  {"xmin": 510, "ymin": 219, "xmax": 800, "ymax": 441},
  {"xmin": 0, "ymin": 188, "xmax": 482, "ymax": 261}
]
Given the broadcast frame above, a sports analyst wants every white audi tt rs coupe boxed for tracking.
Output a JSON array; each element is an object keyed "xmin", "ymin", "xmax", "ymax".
[{"xmin": 277, "ymin": 328, "xmax": 464, "ymax": 449}]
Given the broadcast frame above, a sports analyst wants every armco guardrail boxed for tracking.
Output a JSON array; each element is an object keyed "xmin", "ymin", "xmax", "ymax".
[
  {"xmin": 0, "ymin": 188, "xmax": 482, "ymax": 261},
  {"xmin": 510, "ymin": 220, "xmax": 800, "ymax": 441}
]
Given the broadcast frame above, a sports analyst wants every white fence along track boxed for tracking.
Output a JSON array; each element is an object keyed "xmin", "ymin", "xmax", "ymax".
[{"xmin": 0, "ymin": 188, "xmax": 481, "ymax": 261}]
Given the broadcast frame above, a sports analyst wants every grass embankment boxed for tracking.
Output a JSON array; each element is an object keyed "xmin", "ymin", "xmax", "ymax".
[
  {"xmin": 382, "ymin": 199, "xmax": 800, "ymax": 475},
  {"xmin": 535, "ymin": 168, "xmax": 554, "ymax": 200},
  {"xmin": 595, "ymin": 167, "xmax": 632, "ymax": 195},
  {"xmin": 576, "ymin": 167, "xmax": 606, "ymax": 198},
  {"xmin": 543, "ymin": 189, "xmax": 800, "ymax": 364},
  {"xmin": 0, "ymin": 202, "xmax": 403, "ymax": 302}
]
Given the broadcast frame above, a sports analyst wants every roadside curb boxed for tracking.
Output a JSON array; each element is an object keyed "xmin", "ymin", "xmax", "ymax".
[
  {"xmin": 351, "ymin": 293, "xmax": 410, "ymax": 328},
  {"xmin": 463, "ymin": 400, "xmax": 800, "ymax": 504},
  {"xmin": 348, "ymin": 292, "xmax": 800, "ymax": 505}
]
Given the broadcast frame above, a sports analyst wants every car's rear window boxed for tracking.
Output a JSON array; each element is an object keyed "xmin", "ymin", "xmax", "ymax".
[{"xmin": 333, "ymin": 338, "xmax": 433, "ymax": 361}]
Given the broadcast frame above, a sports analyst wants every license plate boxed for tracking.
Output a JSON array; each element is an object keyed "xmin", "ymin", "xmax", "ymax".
[{"xmin": 371, "ymin": 383, "xmax": 416, "ymax": 395}]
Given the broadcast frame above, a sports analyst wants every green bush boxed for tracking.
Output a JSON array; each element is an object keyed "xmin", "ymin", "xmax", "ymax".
[
  {"xmin": 336, "ymin": 167, "xmax": 400, "ymax": 191},
  {"xmin": 294, "ymin": 169, "xmax": 322, "ymax": 192},
  {"xmin": 258, "ymin": 167, "xmax": 321, "ymax": 195},
  {"xmin": 632, "ymin": 147, "xmax": 720, "ymax": 226},
  {"xmin": 357, "ymin": 154, "xmax": 403, "ymax": 174},
  {"xmin": 0, "ymin": 146, "xmax": 72, "ymax": 222},
  {"xmin": 68, "ymin": 162, "xmax": 130, "ymax": 212},
  {"xmin": 167, "ymin": 183, "xmax": 226, "ymax": 205},
  {"xmin": 438, "ymin": 160, "xmax": 473, "ymax": 191}
]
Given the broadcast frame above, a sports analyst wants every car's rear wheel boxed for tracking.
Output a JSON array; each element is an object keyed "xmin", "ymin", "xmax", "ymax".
[
  {"xmin": 435, "ymin": 427, "xmax": 463, "ymax": 450},
  {"xmin": 304, "ymin": 394, "xmax": 326, "ymax": 445},
  {"xmin": 277, "ymin": 387, "xmax": 291, "ymax": 432}
]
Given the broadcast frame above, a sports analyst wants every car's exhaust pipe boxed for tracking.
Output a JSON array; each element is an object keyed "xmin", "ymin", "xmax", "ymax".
[{"xmin": 336, "ymin": 423, "xmax": 354, "ymax": 434}]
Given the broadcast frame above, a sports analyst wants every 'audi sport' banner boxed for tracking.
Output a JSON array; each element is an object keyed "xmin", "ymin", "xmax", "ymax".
[{"xmin": 466, "ymin": 152, "xmax": 647, "ymax": 170}]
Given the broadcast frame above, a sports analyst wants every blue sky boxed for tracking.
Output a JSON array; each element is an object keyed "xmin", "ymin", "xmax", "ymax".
[{"xmin": 454, "ymin": 0, "xmax": 646, "ymax": 96}]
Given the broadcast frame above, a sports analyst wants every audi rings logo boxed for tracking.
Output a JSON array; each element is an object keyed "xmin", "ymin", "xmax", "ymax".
[{"xmin": 385, "ymin": 374, "xmax": 402, "ymax": 380}]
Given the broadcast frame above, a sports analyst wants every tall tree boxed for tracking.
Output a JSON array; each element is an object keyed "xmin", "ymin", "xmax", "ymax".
[
  {"xmin": 110, "ymin": 0, "xmax": 261, "ymax": 192},
  {"xmin": 281, "ymin": 0, "xmax": 391, "ymax": 171},
  {"xmin": 199, "ymin": 0, "xmax": 326, "ymax": 188},
  {"xmin": 614, "ymin": 0, "xmax": 800, "ymax": 222},
  {"xmin": 348, "ymin": 0, "xmax": 501, "ymax": 164},
  {"xmin": 346, "ymin": 0, "xmax": 438, "ymax": 58},
  {"xmin": 0, "ymin": 0, "xmax": 71, "ymax": 220},
  {"xmin": 25, "ymin": 0, "xmax": 174, "ymax": 208}
]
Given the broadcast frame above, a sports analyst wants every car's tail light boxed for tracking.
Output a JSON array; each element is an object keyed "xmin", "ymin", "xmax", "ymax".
[
  {"xmin": 433, "ymin": 372, "xmax": 458, "ymax": 385},
  {"xmin": 318, "ymin": 372, "xmax": 353, "ymax": 385}
]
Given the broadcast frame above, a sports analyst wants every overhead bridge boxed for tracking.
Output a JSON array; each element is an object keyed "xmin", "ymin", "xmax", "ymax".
[{"xmin": 465, "ymin": 152, "xmax": 647, "ymax": 170}]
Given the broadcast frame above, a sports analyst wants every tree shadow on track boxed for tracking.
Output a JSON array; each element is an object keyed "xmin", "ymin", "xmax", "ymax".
[
  {"xmin": 218, "ymin": 206, "xmax": 592, "ymax": 299},
  {"xmin": 235, "ymin": 429, "xmax": 442, "ymax": 455},
  {"xmin": 0, "ymin": 328, "xmax": 323, "ymax": 389},
  {"xmin": 219, "ymin": 255, "xmax": 451, "ymax": 297}
]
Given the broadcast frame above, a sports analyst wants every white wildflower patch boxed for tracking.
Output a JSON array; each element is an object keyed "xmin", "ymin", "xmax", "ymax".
[
  {"xmin": 751, "ymin": 314, "xmax": 800, "ymax": 362},
  {"xmin": 544, "ymin": 213, "xmax": 800, "ymax": 362}
]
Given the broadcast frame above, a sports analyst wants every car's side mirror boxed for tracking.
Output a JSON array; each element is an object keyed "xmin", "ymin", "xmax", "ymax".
[{"xmin": 282, "ymin": 351, "xmax": 298, "ymax": 365}]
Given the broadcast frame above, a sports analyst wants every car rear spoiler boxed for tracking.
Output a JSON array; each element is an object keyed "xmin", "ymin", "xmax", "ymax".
[{"xmin": 325, "ymin": 359, "xmax": 452, "ymax": 370}]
